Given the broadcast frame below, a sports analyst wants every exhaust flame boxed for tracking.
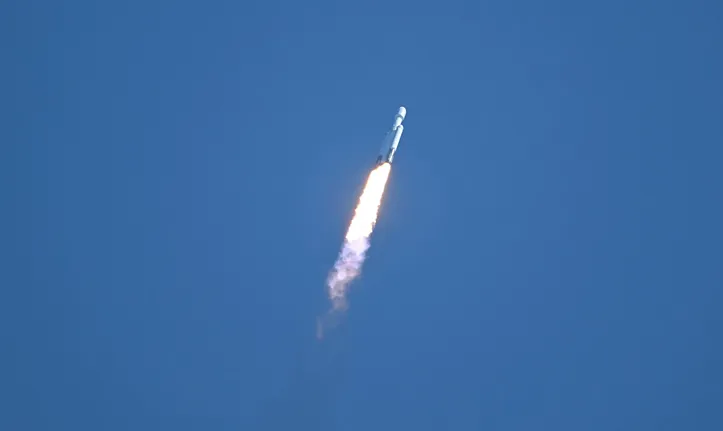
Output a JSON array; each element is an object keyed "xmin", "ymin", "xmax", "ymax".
[{"xmin": 323, "ymin": 163, "xmax": 392, "ymax": 327}]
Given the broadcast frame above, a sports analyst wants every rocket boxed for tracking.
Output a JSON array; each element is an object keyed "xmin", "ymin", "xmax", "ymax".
[{"xmin": 375, "ymin": 106, "xmax": 406, "ymax": 166}]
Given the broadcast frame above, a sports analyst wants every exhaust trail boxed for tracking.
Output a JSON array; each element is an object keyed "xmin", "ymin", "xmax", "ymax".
[{"xmin": 319, "ymin": 163, "xmax": 392, "ymax": 337}]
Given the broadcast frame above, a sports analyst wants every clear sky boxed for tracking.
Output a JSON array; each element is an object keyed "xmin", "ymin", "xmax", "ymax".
[{"xmin": 4, "ymin": 0, "xmax": 722, "ymax": 430}]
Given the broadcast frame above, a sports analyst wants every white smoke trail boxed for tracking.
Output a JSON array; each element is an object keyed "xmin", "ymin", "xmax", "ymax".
[{"xmin": 320, "ymin": 163, "xmax": 392, "ymax": 335}]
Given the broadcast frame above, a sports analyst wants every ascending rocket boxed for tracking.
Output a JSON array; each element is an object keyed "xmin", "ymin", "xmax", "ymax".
[{"xmin": 375, "ymin": 106, "xmax": 406, "ymax": 166}]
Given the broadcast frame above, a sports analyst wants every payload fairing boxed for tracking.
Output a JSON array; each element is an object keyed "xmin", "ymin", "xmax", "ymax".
[{"xmin": 375, "ymin": 106, "xmax": 406, "ymax": 166}]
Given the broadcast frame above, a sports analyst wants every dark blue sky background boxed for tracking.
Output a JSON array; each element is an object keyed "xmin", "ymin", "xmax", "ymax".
[{"xmin": 4, "ymin": 1, "xmax": 722, "ymax": 429}]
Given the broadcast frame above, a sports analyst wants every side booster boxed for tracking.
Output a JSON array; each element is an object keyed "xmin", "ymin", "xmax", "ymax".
[{"xmin": 375, "ymin": 106, "xmax": 406, "ymax": 166}]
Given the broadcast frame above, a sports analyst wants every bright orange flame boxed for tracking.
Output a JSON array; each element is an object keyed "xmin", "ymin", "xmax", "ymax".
[{"xmin": 345, "ymin": 163, "xmax": 392, "ymax": 242}]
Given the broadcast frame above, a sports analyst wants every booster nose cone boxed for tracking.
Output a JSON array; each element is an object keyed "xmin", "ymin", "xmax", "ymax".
[{"xmin": 397, "ymin": 106, "xmax": 407, "ymax": 120}]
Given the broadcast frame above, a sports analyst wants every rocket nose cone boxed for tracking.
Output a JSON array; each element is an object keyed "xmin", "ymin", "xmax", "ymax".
[{"xmin": 397, "ymin": 106, "xmax": 407, "ymax": 119}]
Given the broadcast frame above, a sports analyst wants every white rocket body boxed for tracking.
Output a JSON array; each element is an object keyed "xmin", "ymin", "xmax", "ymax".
[{"xmin": 375, "ymin": 107, "xmax": 406, "ymax": 165}]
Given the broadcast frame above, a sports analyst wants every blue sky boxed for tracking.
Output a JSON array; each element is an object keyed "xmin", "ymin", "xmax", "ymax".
[{"xmin": 4, "ymin": 0, "xmax": 722, "ymax": 429}]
